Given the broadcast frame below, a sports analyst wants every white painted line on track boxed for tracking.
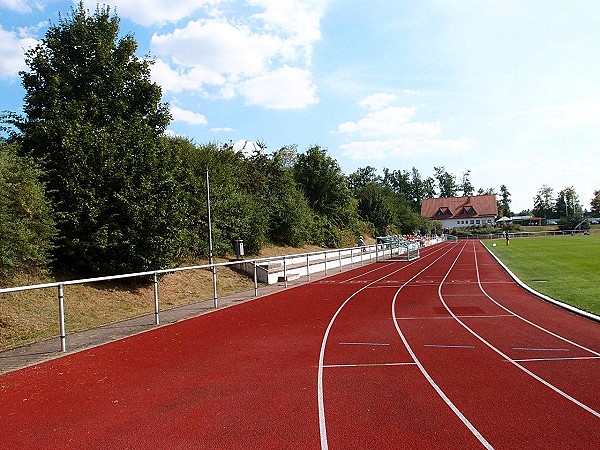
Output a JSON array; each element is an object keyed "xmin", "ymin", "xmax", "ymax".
[
  {"xmin": 339, "ymin": 342, "xmax": 389, "ymax": 346},
  {"xmin": 395, "ymin": 314, "xmax": 514, "ymax": 320},
  {"xmin": 323, "ymin": 362, "xmax": 416, "ymax": 368},
  {"xmin": 317, "ymin": 242, "xmax": 457, "ymax": 450},
  {"xmin": 437, "ymin": 241, "xmax": 600, "ymax": 419},
  {"xmin": 513, "ymin": 347, "xmax": 569, "ymax": 352},
  {"xmin": 425, "ymin": 344, "xmax": 475, "ymax": 349},
  {"xmin": 512, "ymin": 356, "xmax": 600, "ymax": 363},
  {"xmin": 390, "ymin": 242, "xmax": 495, "ymax": 449},
  {"xmin": 474, "ymin": 243, "xmax": 600, "ymax": 359}
]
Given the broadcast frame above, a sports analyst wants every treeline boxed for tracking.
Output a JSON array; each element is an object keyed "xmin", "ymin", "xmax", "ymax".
[{"xmin": 1, "ymin": 134, "xmax": 447, "ymax": 282}]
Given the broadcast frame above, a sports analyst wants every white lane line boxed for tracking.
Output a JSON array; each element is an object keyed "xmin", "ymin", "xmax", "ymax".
[
  {"xmin": 395, "ymin": 314, "xmax": 514, "ymax": 320},
  {"xmin": 391, "ymin": 242, "xmax": 494, "ymax": 450},
  {"xmin": 323, "ymin": 362, "xmax": 416, "ymax": 368},
  {"xmin": 339, "ymin": 342, "xmax": 389, "ymax": 346},
  {"xmin": 425, "ymin": 344, "xmax": 475, "ymax": 349},
  {"xmin": 474, "ymin": 243, "xmax": 600, "ymax": 358},
  {"xmin": 513, "ymin": 347, "xmax": 569, "ymax": 352},
  {"xmin": 317, "ymin": 243, "xmax": 452, "ymax": 450},
  {"xmin": 513, "ymin": 356, "xmax": 600, "ymax": 363},
  {"xmin": 439, "ymin": 241, "xmax": 600, "ymax": 419}
]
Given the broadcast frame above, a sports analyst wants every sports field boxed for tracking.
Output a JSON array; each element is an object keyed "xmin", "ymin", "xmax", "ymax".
[
  {"xmin": 1, "ymin": 240, "xmax": 599, "ymax": 449},
  {"xmin": 483, "ymin": 234, "xmax": 600, "ymax": 315}
]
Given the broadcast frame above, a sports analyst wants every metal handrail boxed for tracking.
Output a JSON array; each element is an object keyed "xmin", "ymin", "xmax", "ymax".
[{"xmin": 0, "ymin": 244, "xmax": 377, "ymax": 352}]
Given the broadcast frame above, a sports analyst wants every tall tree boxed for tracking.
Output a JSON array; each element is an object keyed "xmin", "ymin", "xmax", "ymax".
[
  {"xmin": 348, "ymin": 166, "xmax": 380, "ymax": 195},
  {"xmin": 461, "ymin": 170, "xmax": 475, "ymax": 196},
  {"xmin": 554, "ymin": 187, "xmax": 581, "ymax": 218},
  {"xmin": 433, "ymin": 166, "xmax": 458, "ymax": 198},
  {"xmin": 15, "ymin": 3, "xmax": 178, "ymax": 275},
  {"xmin": 532, "ymin": 185, "xmax": 554, "ymax": 219},
  {"xmin": 293, "ymin": 145, "xmax": 354, "ymax": 226},
  {"xmin": 591, "ymin": 190, "xmax": 600, "ymax": 217},
  {"xmin": 498, "ymin": 184, "xmax": 513, "ymax": 217}
]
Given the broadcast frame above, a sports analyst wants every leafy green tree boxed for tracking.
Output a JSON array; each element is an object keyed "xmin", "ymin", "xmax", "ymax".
[
  {"xmin": 433, "ymin": 166, "xmax": 458, "ymax": 198},
  {"xmin": 461, "ymin": 170, "xmax": 474, "ymax": 196},
  {"xmin": 293, "ymin": 145, "xmax": 361, "ymax": 246},
  {"xmin": 245, "ymin": 146, "xmax": 313, "ymax": 247},
  {"xmin": 498, "ymin": 184, "xmax": 513, "ymax": 218},
  {"xmin": 170, "ymin": 139, "xmax": 268, "ymax": 257},
  {"xmin": 14, "ymin": 3, "xmax": 179, "ymax": 275},
  {"xmin": 554, "ymin": 187, "xmax": 581, "ymax": 218},
  {"xmin": 348, "ymin": 166, "xmax": 380, "ymax": 195},
  {"xmin": 532, "ymin": 185, "xmax": 554, "ymax": 219},
  {"xmin": 356, "ymin": 182, "xmax": 395, "ymax": 235},
  {"xmin": 0, "ymin": 141, "xmax": 56, "ymax": 283},
  {"xmin": 591, "ymin": 190, "xmax": 600, "ymax": 217}
]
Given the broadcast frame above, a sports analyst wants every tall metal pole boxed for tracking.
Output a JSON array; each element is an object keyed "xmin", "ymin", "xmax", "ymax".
[{"xmin": 207, "ymin": 170, "xmax": 218, "ymax": 308}]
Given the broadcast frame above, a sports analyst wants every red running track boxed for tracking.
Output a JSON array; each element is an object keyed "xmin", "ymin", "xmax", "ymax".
[{"xmin": 1, "ymin": 241, "xmax": 599, "ymax": 449}]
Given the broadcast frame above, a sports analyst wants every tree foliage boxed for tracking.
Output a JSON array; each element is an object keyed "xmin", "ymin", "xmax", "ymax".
[
  {"xmin": 14, "ymin": 3, "xmax": 179, "ymax": 275},
  {"xmin": 0, "ymin": 141, "xmax": 56, "ymax": 282}
]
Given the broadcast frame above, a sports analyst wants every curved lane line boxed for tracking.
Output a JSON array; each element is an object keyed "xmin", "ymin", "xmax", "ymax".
[
  {"xmin": 473, "ymin": 241, "xmax": 600, "ymax": 357},
  {"xmin": 391, "ymin": 242, "xmax": 494, "ymax": 449},
  {"xmin": 317, "ymin": 242, "xmax": 456, "ymax": 449},
  {"xmin": 437, "ymin": 241, "xmax": 600, "ymax": 419}
]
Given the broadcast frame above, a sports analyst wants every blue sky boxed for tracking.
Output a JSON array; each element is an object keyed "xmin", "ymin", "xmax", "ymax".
[{"xmin": 1, "ymin": 0, "xmax": 599, "ymax": 213}]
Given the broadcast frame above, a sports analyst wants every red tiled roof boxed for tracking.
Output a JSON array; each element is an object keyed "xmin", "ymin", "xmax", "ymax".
[{"xmin": 420, "ymin": 195, "xmax": 498, "ymax": 219}]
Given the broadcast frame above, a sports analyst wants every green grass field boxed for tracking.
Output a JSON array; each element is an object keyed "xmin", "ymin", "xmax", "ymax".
[{"xmin": 483, "ymin": 234, "xmax": 600, "ymax": 316}]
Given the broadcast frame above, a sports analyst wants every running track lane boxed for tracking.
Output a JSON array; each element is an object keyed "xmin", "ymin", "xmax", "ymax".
[
  {"xmin": 320, "ymin": 241, "xmax": 600, "ymax": 449},
  {"xmin": 2, "ymin": 242, "xmax": 600, "ymax": 448}
]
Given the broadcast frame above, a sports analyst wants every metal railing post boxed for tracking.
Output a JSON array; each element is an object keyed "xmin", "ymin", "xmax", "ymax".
[
  {"xmin": 253, "ymin": 261, "xmax": 258, "ymax": 297},
  {"xmin": 212, "ymin": 264, "xmax": 218, "ymax": 308},
  {"xmin": 306, "ymin": 254, "xmax": 310, "ymax": 281},
  {"xmin": 58, "ymin": 283, "xmax": 66, "ymax": 352},
  {"xmin": 324, "ymin": 251, "xmax": 327, "ymax": 275},
  {"xmin": 153, "ymin": 272, "xmax": 160, "ymax": 325},
  {"xmin": 283, "ymin": 256, "xmax": 288, "ymax": 288},
  {"xmin": 339, "ymin": 249, "xmax": 343, "ymax": 272}
]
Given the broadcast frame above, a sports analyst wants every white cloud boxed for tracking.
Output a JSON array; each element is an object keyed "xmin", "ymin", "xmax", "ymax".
[
  {"xmin": 80, "ymin": 0, "xmax": 224, "ymax": 26},
  {"xmin": 358, "ymin": 93, "xmax": 398, "ymax": 110},
  {"xmin": 151, "ymin": 19, "xmax": 284, "ymax": 78},
  {"xmin": 211, "ymin": 127, "xmax": 235, "ymax": 133},
  {"xmin": 0, "ymin": 0, "xmax": 35, "ymax": 13},
  {"xmin": 337, "ymin": 94, "xmax": 472, "ymax": 160},
  {"xmin": 238, "ymin": 66, "xmax": 318, "ymax": 109},
  {"xmin": 544, "ymin": 98, "xmax": 600, "ymax": 128},
  {"xmin": 0, "ymin": 26, "xmax": 37, "ymax": 79},
  {"xmin": 170, "ymin": 106, "xmax": 207, "ymax": 126},
  {"xmin": 148, "ymin": 1, "xmax": 326, "ymax": 110},
  {"xmin": 340, "ymin": 137, "xmax": 472, "ymax": 160}
]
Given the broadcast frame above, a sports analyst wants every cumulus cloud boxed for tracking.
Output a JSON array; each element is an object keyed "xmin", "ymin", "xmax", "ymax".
[
  {"xmin": 238, "ymin": 66, "xmax": 318, "ymax": 109},
  {"xmin": 0, "ymin": 0, "xmax": 36, "ymax": 13},
  {"xmin": 0, "ymin": 26, "xmax": 37, "ymax": 79},
  {"xmin": 170, "ymin": 106, "xmax": 207, "ymax": 126},
  {"xmin": 337, "ymin": 93, "xmax": 472, "ymax": 160},
  {"xmin": 148, "ymin": 1, "xmax": 325, "ymax": 110},
  {"xmin": 80, "ymin": 0, "xmax": 224, "ymax": 26}
]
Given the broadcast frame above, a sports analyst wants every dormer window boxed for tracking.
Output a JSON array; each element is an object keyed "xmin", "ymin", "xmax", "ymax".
[
  {"xmin": 459, "ymin": 206, "xmax": 476, "ymax": 215},
  {"xmin": 435, "ymin": 207, "xmax": 453, "ymax": 217}
]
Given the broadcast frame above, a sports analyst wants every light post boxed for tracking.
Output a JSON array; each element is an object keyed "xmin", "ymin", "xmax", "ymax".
[{"xmin": 207, "ymin": 170, "xmax": 217, "ymax": 307}]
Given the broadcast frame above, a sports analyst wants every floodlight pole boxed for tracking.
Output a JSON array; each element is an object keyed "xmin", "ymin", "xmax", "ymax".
[{"xmin": 207, "ymin": 170, "xmax": 218, "ymax": 308}]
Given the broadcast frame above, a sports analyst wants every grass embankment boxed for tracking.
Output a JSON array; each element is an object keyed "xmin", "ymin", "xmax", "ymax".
[
  {"xmin": 483, "ymin": 234, "xmax": 600, "ymax": 316},
  {"xmin": 0, "ymin": 244, "xmax": 325, "ymax": 352}
]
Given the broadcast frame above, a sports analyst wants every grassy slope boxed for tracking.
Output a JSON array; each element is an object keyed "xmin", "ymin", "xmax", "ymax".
[
  {"xmin": 0, "ymin": 244, "xmax": 325, "ymax": 352},
  {"xmin": 483, "ymin": 234, "xmax": 600, "ymax": 315}
]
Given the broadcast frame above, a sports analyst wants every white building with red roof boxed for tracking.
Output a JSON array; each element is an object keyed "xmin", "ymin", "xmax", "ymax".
[{"xmin": 420, "ymin": 195, "xmax": 498, "ymax": 230}]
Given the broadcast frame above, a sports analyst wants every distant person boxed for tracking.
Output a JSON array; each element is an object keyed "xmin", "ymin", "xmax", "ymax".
[
  {"xmin": 357, "ymin": 235, "xmax": 365, "ymax": 251},
  {"xmin": 504, "ymin": 230, "xmax": 510, "ymax": 245}
]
